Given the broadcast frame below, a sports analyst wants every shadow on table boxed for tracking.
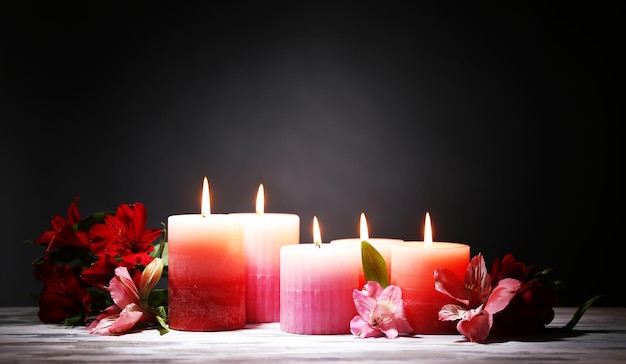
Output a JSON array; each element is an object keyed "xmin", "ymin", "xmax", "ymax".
[{"xmin": 478, "ymin": 328, "xmax": 626, "ymax": 344}]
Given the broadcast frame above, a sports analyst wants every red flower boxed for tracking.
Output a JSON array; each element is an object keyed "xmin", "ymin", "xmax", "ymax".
[
  {"xmin": 33, "ymin": 196, "xmax": 90, "ymax": 252},
  {"xmin": 489, "ymin": 254, "xmax": 558, "ymax": 337},
  {"xmin": 80, "ymin": 254, "xmax": 120, "ymax": 290},
  {"xmin": 435, "ymin": 253, "xmax": 521, "ymax": 342},
  {"xmin": 89, "ymin": 202, "xmax": 162, "ymax": 268},
  {"xmin": 33, "ymin": 262, "xmax": 94, "ymax": 324}
]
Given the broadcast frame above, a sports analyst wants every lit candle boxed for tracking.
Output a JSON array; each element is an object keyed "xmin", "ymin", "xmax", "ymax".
[
  {"xmin": 280, "ymin": 216, "xmax": 360, "ymax": 334},
  {"xmin": 230, "ymin": 184, "xmax": 300, "ymax": 323},
  {"xmin": 330, "ymin": 212, "xmax": 403, "ymax": 288},
  {"xmin": 167, "ymin": 177, "xmax": 246, "ymax": 331},
  {"xmin": 390, "ymin": 212, "xmax": 470, "ymax": 334}
]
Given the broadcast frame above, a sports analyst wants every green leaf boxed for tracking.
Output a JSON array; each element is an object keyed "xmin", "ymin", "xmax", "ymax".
[
  {"xmin": 76, "ymin": 211, "xmax": 114, "ymax": 232},
  {"xmin": 154, "ymin": 306, "xmax": 169, "ymax": 335},
  {"xmin": 361, "ymin": 240, "xmax": 389, "ymax": 288},
  {"xmin": 63, "ymin": 313, "xmax": 84, "ymax": 326},
  {"xmin": 562, "ymin": 294, "xmax": 604, "ymax": 331}
]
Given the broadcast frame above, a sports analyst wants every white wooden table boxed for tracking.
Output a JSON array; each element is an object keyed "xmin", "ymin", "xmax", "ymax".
[{"xmin": 1, "ymin": 307, "xmax": 625, "ymax": 363}]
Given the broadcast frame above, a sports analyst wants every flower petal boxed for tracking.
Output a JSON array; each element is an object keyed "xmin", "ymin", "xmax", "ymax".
[
  {"xmin": 108, "ymin": 303, "xmax": 147, "ymax": 334},
  {"xmin": 434, "ymin": 268, "xmax": 470, "ymax": 306},
  {"xmin": 350, "ymin": 315, "xmax": 383, "ymax": 338},
  {"xmin": 353, "ymin": 288, "xmax": 377, "ymax": 320},
  {"xmin": 109, "ymin": 266, "xmax": 140, "ymax": 308},
  {"xmin": 362, "ymin": 281, "xmax": 384, "ymax": 299},
  {"xmin": 438, "ymin": 303, "xmax": 466, "ymax": 321},
  {"xmin": 484, "ymin": 278, "xmax": 522, "ymax": 314},
  {"xmin": 457, "ymin": 306, "xmax": 492, "ymax": 343},
  {"xmin": 139, "ymin": 258, "xmax": 163, "ymax": 304}
]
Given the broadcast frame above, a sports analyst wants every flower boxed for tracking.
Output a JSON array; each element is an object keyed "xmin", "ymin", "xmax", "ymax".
[
  {"xmin": 86, "ymin": 258, "xmax": 168, "ymax": 335},
  {"xmin": 488, "ymin": 254, "xmax": 559, "ymax": 337},
  {"xmin": 33, "ymin": 261, "xmax": 94, "ymax": 324},
  {"xmin": 350, "ymin": 281, "xmax": 413, "ymax": 339},
  {"xmin": 435, "ymin": 253, "xmax": 521, "ymax": 342},
  {"xmin": 30, "ymin": 197, "xmax": 168, "ymax": 334}
]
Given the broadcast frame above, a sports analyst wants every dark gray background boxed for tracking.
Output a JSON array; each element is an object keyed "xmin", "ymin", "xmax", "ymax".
[{"xmin": 2, "ymin": 2, "xmax": 623, "ymax": 307}]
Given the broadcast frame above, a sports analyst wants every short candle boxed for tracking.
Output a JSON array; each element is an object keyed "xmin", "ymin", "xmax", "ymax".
[
  {"xmin": 167, "ymin": 177, "xmax": 246, "ymax": 331},
  {"xmin": 390, "ymin": 212, "xmax": 470, "ymax": 334},
  {"xmin": 280, "ymin": 216, "xmax": 360, "ymax": 334},
  {"xmin": 230, "ymin": 184, "xmax": 300, "ymax": 323}
]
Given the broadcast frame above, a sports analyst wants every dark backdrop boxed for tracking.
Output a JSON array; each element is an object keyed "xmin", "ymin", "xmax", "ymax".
[{"xmin": 2, "ymin": 2, "xmax": 623, "ymax": 307}]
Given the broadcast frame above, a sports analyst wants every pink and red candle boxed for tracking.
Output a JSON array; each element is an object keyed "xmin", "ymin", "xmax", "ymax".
[
  {"xmin": 390, "ymin": 212, "xmax": 470, "ymax": 334},
  {"xmin": 167, "ymin": 177, "xmax": 246, "ymax": 331}
]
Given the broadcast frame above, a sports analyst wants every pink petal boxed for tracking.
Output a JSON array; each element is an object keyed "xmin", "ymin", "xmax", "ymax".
[
  {"xmin": 353, "ymin": 288, "xmax": 378, "ymax": 319},
  {"xmin": 108, "ymin": 303, "xmax": 147, "ymax": 334},
  {"xmin": 109, "ymin": 266, "xmax": 140, "ymax": 308},
  {"xmin": 438, "ymin": 303, "xmax": 466, "ymax": 321},
  {"xmin": 350, "ymin": 315, "xmax": 383, "ymax": 338},
  {"xmin": 457, "ymin": 307, "xmax": 493, "ymax": 343},
  {"xmin": 88, "ymin": 315, "xmax": 119, "ymax": 335},
  {"xmin": 139, "ymin": 258, "xmax": 163, "ymax": 302},
  {"xmin": 434, "ymin": 268, "xmax": 470, "ymax": 306},
  {"xmin": 483, "ymin": 278, "xmax": 522, "ymax": 314},
  {"xmin": 86, "ymin": 304, "xmax": 122, "ymax": 331},
  {"xmin": 465, "ymin": 253, "xmax": 492, "ymax": 306},
  {"xmin": 362, "ymin": 281, "xmax": 384, "ymax": 299}
]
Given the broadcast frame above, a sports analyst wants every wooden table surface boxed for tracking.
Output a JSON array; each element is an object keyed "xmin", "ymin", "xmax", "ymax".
[{"xmin": 1, "ymin": 306, "xmax": 625, "ymax": 363}]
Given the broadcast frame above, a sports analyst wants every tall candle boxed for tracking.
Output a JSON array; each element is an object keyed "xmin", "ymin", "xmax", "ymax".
[
  {"xmin": 390, "ymin": 212, "xmax": 469, "ymax": 334},
  {"xmin": 330, "ymin": 212, "xmax": 402, "ymax": 288},
  {"xmin": 168, "ymin": 177, "xmax": 246, "ymax": 331},
  {"xmin": 280, "ymin": 216, "xmax": 360, "ymax": 334},
  {"xmin": 231, "ymin": 184, "xmax": 300, "ymax": 323}
]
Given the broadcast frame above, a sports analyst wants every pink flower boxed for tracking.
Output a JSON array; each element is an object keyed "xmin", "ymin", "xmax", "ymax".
[
  {"xmin": 86, "ymin": 258, "xmax": 165, "ymax": 335},
  {"xmin": 435, "ymin": 253, "xmax": 521, "ymax": 342},
  {"xmin": 350, "ymin": 281, "xmax": 413, "ymax": 339}
]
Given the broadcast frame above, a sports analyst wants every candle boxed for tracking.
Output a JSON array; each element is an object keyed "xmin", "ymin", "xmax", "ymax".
[
  {"xmin": 330, "ymin": 212, "xmax": 402, "ymax": 288},
  {"xmin": 280, "ymin": 216, "xmax": 360, "ymax": 334},
  {"xmin": 230, "ymin": 184, "xmax": 300, "ymax": 323},
  {"xmin": 167, "ymin": 177, "xmax": 246, "ymax": 331},
  {"xmin": 390, "ymin": 212, "xmax": 470, "ymax": 334}
]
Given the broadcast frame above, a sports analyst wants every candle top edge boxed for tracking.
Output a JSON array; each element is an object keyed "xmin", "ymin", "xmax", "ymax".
[{"xmin": 397, "ymin": 241, "xmax": 469, "ymax": 249}]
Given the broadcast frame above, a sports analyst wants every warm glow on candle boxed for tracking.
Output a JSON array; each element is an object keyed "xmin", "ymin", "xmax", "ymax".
[
  {"xmin": 313, "ymin": 216, "xmax": 322, "ymax": 247},
  {"xmin": 424, "ymin": 212, "xmax": 433, "ymax": 248},
  {"xmin": 201, "ymin": 177, "xmax": 210, "ymax": 217},
  {"xmin": 256, "ymin": 184, "xmax": 264, "ymax": 215},
  {"xmin": 360, "ymin": 212, "xmax": 369, "ymax": 241}
]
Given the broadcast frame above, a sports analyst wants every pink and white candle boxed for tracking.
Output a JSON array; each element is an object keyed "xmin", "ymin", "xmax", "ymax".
[
  {"xmin": 168, "ymin": 177, "xmax": 246, "ymax": 331},
  {"xmin": 280, "ymin": 216, "xmax": 360, "ymax": 334},
  {"xmin": 330, "ymin": 212, "xmax": 402, "ymax": 288},
  {"xmin": 231, "ymin": 184, "xmax": 300, "ymax": 323}
]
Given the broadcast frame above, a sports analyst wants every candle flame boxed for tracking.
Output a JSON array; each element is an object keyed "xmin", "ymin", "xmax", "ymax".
[
  {"xmin": 424, "ymin": 212, "xmax": 433, "ymax": 248},
  {"xmin": 360, "ymin": 212, "xmax": 369, "ymax": 241},
  {"xmin": 256, "ymin": 184, "xmax": 264, "ymax": 215},
  {"xmin": 201, "ymin": 177, "xmax": 210, "ymax": 217},
  {"xmin": 313, "ymin": 216, "xmax": 322, "ymax": 248}
]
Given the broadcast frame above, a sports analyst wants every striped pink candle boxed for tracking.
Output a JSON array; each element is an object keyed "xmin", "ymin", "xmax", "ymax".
[{"xmin": 279, "ymin": 217, "xmax": 360, "ymax": 334}]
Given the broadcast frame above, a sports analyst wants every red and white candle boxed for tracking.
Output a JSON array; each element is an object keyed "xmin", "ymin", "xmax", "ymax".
[
  {"xmin": 231, "ymin": 184, "xmax": 300, "ymax": 323},
  {"xmin": 390, "ymin": 212, "xmax": 469, "ymax": 334},
  {"xmin": 167, "ymin": 177, "xmax": 246, "ymax": 331},
  {"xmin": 280, "ymin": 216, "xmax": 360, "ymax": 334}
]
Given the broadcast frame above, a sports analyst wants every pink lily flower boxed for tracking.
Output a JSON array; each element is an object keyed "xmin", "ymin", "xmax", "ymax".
[
  {"xmin": 350, "ymin": 281, "xmax": 413, "ymax": 339},
  {"xmin": 86, "ymin": 258, "xmax": 164, "ymax": 335},
  {"xmin": 435, "ymin": 253, "xmax": 521, "ymax": 342}
]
